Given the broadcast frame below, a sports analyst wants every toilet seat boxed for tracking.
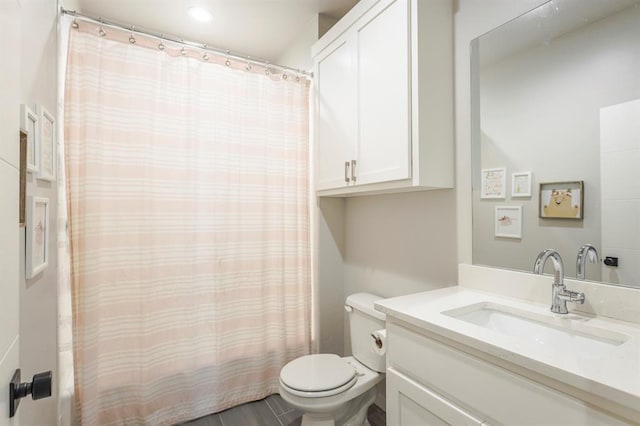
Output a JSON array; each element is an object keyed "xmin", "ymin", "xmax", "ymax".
[{"xmin": 280, "ymin": 354, "xmax": 357, "ymax": 398}]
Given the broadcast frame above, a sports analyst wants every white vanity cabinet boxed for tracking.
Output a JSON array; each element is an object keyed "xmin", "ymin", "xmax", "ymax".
[
  {"xmin": 386, "ymin": 321, "xmax": 632, "ymax": 425},
  {"xmin": 387, "ymin": 368, "xmax": 485, "ymax": 425},
  {"xmin": 312, "ymin": 0, "xmax": 453, "ymax": 195}
]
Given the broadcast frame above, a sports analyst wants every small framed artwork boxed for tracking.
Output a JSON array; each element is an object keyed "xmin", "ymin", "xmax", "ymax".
[
  {"xmin": 37, "ymin": 105, "xmax": 55, "ymax": 181},
  {"xmin": 481, "ymin": 167, "xmax": 506, "ymax": 199},
  {"xmin": 26, "ymin": 196, "xmax": 49, "ymax": 279},
  {"xmin": 511, "ymin": 171, "xmax": 532, "ymax": 198},
  {"xmin": 20, "ymin": 104, "xmax": 39, "ymax": 173},
  {"xmin": 495, "ymin": 206, "xmax": 522, "ymax": 239},
  {"xmin": 19, "ymin": 130, "xmax": 27, "ymax": 227},
  {"xmin": 539, "ymin": 181, "xmax": 584, "ymax": 219}
]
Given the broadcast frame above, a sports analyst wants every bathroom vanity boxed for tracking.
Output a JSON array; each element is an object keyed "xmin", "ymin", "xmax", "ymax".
[{"xmin": 376, "ymin": 265, "xmax": 640, "ymax": 425}]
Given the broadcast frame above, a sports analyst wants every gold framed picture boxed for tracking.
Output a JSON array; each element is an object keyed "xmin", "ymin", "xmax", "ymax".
[{"xmin": 539, "ymin": 181, "xmax": 584, "ymax": 219}]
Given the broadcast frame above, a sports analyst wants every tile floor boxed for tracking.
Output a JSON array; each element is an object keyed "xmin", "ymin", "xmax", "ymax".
[{"xmin": 180, "ymin": 394, "xmax": 386, "ymax": 426}]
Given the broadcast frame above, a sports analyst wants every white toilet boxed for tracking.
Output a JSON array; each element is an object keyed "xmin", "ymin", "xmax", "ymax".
[{"xmin": 279, "ymin": 293, "xmax": 386, "ymax": 426}]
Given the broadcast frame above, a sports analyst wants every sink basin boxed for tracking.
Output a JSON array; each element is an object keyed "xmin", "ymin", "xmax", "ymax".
[{"xmin": 442, "ymin": 302, "xmax": 629, "ymax": 355}]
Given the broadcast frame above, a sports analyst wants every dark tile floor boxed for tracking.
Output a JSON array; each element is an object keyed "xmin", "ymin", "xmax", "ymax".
[{"xmin": 180, "ymin": 394, "xmax": 386, "ymax": 426}]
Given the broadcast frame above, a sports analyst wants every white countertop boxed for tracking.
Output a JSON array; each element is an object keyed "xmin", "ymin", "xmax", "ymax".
[{"xmin": 375, "ymin": 286, "xmax": 640, "ymax": 414}]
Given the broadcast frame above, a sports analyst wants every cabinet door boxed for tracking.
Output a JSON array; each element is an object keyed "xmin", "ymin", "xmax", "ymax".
[
  {"xmin": 355, "ymin": 0, "xmax": 411, "ymax": 186},
  {"xmin": 315, "ymin": 33, "xmax": 356, "ymax": 191},
  {"xmin": 387, "ymin": 368, "xmax": 486, "ymax": 426}
]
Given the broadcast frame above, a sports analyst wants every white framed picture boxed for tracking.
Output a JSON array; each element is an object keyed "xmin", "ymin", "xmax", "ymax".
[
  {"xmin": 37, "ymin": 105, "xmax": 56, "ymax": 181},
  {"xmin": 26, "ymin": 196, "xmax": 49, "ymax": 279},
  {"xmin": 495, "ymin": 205, "xmax": 522, "ymax": 239},
  {"xmin": 511, "ymin": 171, "xmax": 532, "ymax": 198},
  {"xmin": 481, "ymin": 167, "xmax": 506, "ymax": 199},
  {"xmin": 20, "ymin": 104, "xmax": 39, "ymax": 173}
]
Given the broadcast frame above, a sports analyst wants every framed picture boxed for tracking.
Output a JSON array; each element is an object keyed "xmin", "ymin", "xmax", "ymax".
[
  {"xmin": 20, "ymin": 104, "xmax": 39, "ymax": 173},
  {"xmin": 26, "ymin": 196, "xmax": 49, "ymax": 279},
  {"xmin": 481, "ymin": 167, "xmax": 506, "ymax": 199},
  {"xmin": 19, "ymin": 131, "xmax": 27, "ymax": 227},
  {"xmin": 511, "ymin": 171, "xmax": 532, "ymax": 197},
  {"xmin": 539, "ymin": 181, "xmax": 584, "ymax": 219},
  {"xmin": 495, "ymin": 206, "xmax": 522, "ymax": 239},
  {"xmin": 37, "ymin": 105, "xmax": 55, "ymax": 181}
]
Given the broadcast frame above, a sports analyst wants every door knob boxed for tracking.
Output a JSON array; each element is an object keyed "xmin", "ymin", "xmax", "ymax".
[{"xmin": 9, "ymin": 369, "xmax": 52, "ymax": 418}]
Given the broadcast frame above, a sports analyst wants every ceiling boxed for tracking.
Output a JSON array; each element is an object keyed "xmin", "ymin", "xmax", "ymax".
[{"xmin": 75, "ymin": 0, "xmax": 359, "ymax": 63}]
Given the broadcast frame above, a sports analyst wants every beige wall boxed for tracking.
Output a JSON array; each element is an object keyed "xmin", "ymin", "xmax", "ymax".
[
  {"xmin": 18, "ymin": 0, "xmax": 59, "ymax": 425},
  {"xmin": 276, "ymin": 14, "xmax": 337, "ymax": 72}
]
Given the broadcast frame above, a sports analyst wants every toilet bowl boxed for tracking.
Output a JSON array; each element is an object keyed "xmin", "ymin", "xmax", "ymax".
[{"xmin": 278, "ymin": 293, "xmax": 386, "ymax": 426}]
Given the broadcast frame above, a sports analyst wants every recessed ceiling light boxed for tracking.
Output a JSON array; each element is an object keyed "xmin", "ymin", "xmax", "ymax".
[{"xmin": 188, "ymin": 6, "xmax": 213, "ymax": 22}]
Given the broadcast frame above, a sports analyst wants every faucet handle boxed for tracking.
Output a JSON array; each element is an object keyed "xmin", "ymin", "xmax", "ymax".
[{"xmin": 558, "ymin": 290, "xmax": 585, "ymax": 304}]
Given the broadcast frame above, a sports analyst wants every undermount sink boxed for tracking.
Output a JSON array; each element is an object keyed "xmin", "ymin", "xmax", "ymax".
[{"xmin": 442, "ymin": 302, "xmax": 629, "ymax": 355}]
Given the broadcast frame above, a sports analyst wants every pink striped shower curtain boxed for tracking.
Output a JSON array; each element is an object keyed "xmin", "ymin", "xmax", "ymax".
[{"xmin": 64, "ymin": 22, "xmax": 311, "ymax": 425}]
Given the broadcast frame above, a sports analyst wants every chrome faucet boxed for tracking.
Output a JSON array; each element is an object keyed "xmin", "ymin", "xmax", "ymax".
[
  {"xmin": 576, "ymin": 244, "xmax": 599, "ymax": 280},
  {"xmin": 533, "ymin": 249, "xmax": 585, "ymax": 314}
]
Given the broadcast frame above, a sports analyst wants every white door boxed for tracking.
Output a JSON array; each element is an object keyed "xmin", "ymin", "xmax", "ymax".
[
  {"xmin": 355, "ymin": 0, "xmax": 411, "ymax": 186},
  {"xmin": 387, "ymin": 368, "xmax": 486, "ymax": 426},
  {"xmin": 1, "ymin": 0, "xmax": 22, "ymax": 423},
  {"xmin": 315, "ymin": 32, "xmax": 357, "ymax": 191}
]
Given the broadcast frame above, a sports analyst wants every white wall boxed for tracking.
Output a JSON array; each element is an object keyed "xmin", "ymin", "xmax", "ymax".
[
  {"xmin": 0, "ymin": 0, "xmax": 23, "ymax": 423},
  {"xmin": 18, "ymin": 0, "xmax": 59, "ymax": 424}
]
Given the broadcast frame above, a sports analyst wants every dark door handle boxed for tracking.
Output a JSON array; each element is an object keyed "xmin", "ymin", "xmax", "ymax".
[{"xmin": 9, "ymin": 369, "xmax": 52, "ymax": 418}]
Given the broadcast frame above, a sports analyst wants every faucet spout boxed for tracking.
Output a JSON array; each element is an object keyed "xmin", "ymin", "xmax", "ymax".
[
  {"xmin": 533, "ymin": 249, "xmax": 584, "ymax": 314},
  {"xmin": 576, "ymin": 244, "xmax": 599, "ymax": 280},
  {"xmin": 533, "ymin": 248, "xmax": 564, "ymax": 286}
]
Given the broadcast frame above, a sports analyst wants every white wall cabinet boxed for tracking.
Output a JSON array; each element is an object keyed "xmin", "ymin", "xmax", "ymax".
[
  {"xmin": 312, "ymin": 0, "xmax": 453, "ymax": 196},
  {"xmin": 386, "ymin": 321, "xmax": 632, "ymax": 425},
  {"xmin": 315, "ymin": 32, "xmax": 356, "ymax": 190}
]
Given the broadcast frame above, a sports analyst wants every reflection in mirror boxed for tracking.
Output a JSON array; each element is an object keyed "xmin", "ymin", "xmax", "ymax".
[{"xmin": 471, "ymin": 0, "xmax": 640, "ymax": 288}]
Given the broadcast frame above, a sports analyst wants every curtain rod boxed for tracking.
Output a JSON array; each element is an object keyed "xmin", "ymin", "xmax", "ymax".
[{"xmin": 61, "ymin": 8, "xmax": 313, "ymax": 78}]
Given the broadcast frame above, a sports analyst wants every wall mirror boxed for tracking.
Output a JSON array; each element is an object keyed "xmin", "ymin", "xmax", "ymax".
[{"xmin": 471, "ymin": 0, "xmax": 640, "ymax": 288}]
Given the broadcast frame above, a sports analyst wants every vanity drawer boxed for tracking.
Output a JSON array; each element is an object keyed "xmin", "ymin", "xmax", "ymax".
[{"xmin": 387, "ymin": 322, "xmax": 630, "ymax": 425}]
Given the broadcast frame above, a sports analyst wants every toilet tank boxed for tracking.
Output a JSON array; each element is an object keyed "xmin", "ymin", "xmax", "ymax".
[{"xmin": 345, "ymin": 293, "xmax": 386, "ymax": 373}]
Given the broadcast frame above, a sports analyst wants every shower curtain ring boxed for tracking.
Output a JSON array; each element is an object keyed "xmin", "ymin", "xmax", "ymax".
[
  {"xmin": 129, "ymin": 26, "xmax": 136, "ymax": 44},
  {"xmin": 158, "ymin": 34, "xmax": 165, "ymax": 51},
  {"xmin": 98, "ymin": 18, "xmax": 106, "ymax": 37},
  {"xmin": 202, "ymin": 45, "xmax": 209, "ymax": 61},
  {"xmin": 72, "ymin": 19, "xmax": 79, "ymax": 29}
]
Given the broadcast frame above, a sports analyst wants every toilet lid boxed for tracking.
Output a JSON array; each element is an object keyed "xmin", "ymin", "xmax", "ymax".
[{"xmin": 280, "ymin": 354, "xmax": 356, "ymax": 392}]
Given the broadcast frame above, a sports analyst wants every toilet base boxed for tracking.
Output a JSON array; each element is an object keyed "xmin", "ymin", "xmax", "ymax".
[{"xmin": 299, "ymin": 387, "xmax": 377, "ymax": 426}]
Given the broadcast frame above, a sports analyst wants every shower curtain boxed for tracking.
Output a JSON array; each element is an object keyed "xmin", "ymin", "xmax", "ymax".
[{"xmin": 64, "ymin": 21, "xmax": 311, "ymax": 425}]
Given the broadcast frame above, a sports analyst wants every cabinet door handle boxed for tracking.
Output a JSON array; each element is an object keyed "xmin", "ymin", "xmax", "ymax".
[
  {"xmin": 351, "ymin": 159, "xmax": 357, "ymax": 183},
  {"xmin": 344, "ymin": 161, "xmax": 350, "ymax": 183}
]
